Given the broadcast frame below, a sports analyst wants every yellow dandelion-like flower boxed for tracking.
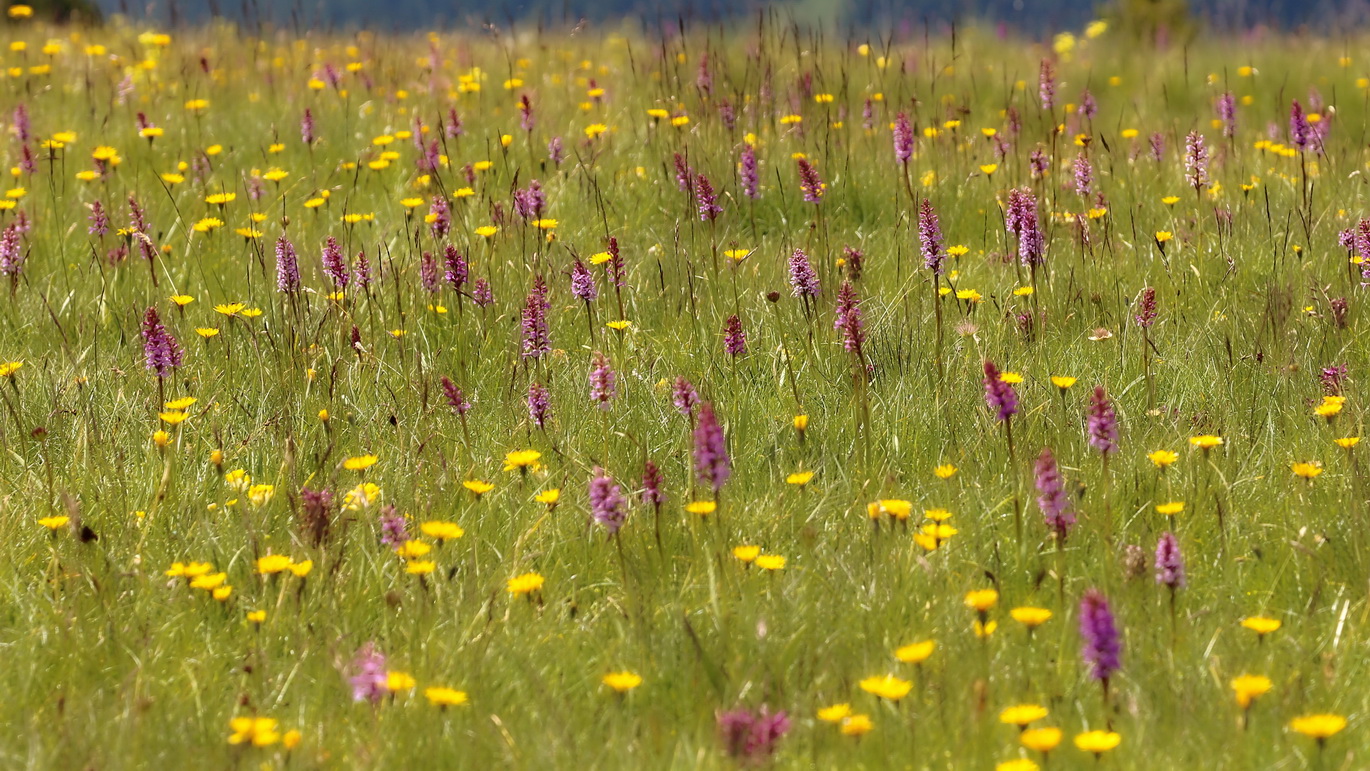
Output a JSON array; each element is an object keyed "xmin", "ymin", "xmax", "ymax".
[{"xmin": 601, "ymin": 671, "xmax": 642, "ymax": 693}]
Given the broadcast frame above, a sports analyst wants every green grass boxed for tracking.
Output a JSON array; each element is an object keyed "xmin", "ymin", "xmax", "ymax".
[{"xmin": 0, "ymin": 11, "xmax": 1368, "ymax": 770}]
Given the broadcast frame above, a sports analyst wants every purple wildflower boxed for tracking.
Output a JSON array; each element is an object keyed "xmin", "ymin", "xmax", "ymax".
[
  {"xmin": 718, "ymin": 706, "xmax": 791, "ymax": 761},
  {"xmin": 1321, "ymin": 365, "xmax": 1348, "ymax": 395},
  {"xmin": 717, "ymin": 98, "xmax": 736, "ymax": 131},
  {"xmin": 12, "ymin": 103, "xmax": 28, "ymax": 142},
  {"xmin": 443, "ymin": 246, "xmax": 467, "ymax": 291},
  {"xmin": 693, "ymin": 403, "xmax": 731, "ymax": 493},
  {"xmin": 378, "ymin": 504, "xmax": 408, "ymax": 548},
  {"xmin": 128, "ymin": 194, "xmax": 156, "ymax": 263},
  {"xmin": 441, "ymin": 376, "xmax": 471, "ymax": 416},
  {"xmin": 723, "ymin": 314, "xmax": 747, "ymax": 357},
  {"xmin": 1184, "ymin": 131, "xmax": 1209, "ymax": 191},
  {"xmin": 1155, "ymin": 532, "xmax": 1185, "ymax": 588},
  {"xmin": 548, "ymin": 136, "xmax": 564, "ymax": 166},
  {"xmin": 349, "ymin": 642, "xmax": 387, "ymax": 704},
  {"xmin": 471, "ymin": 278, "xmax": 494, "ymax": 307},
  {"xmin": 842, "ymin": 246, "xmax": 864, "ymax": 280},
  {"xmin": 299, "ymin": 487, "xmax": 334, "ymax": 547},
  {"xmin": 788, "ymin": 249, "xmax": 819, "ymax": 298},
  {"xmin": 982, "ymin": 361, "xmax": 1018, "ymax": 422},
  {"xmin": 321, "ymin": 236, "xmax": 348, "ymax": 288},
  {"xmin": 1149, "ymin": 132, "xmax": 1165, "ymax": 162},
  {"xmin": 588, "ymin": 467, "xmax": 627, "ymax": 535},
  {"xmin": 1034, "ymin": 448, "xmax": 1075, "ymax": 541},
  {"xmin": 696, "ymin": 173, "xmax": 722, "ymax": 221},
  {"xmin": 673, "ymin": 153, "xmax": 693, "ymax": 192},
  {"xmin": 570, "ymin": 258, "xmax": 597, "ymax": 302},
  {"xmin": 518, "ymin": 94, "xmax": 534, "ymax": 132},
  {"xmin": 589, "ymin": 351, "xmax": 617, "ymax": 410},
  {"xmin": 672, "ymin": 376, "xmax": 698, "ymax": 417},
  {"xmin": 918, "ymin": 198, "xmax": 944, "ymax": 275},
  {"xmin": 514, "ymin": 181, "xmax": 546, "ymax": 222},
  {"xmin": 862, "ymin": 97, "xmax": 874, "ymax": 130},
  {"xmin": 353, "ymin": 250, "xmax": 372, "ymax": 290},
  {"xmin": 275, "ymin": 235, "xmax": 300, "ymax": 293},
  {"xmin": 420, "ymin": 252, "xmax": 440, "ymax": 294},
  {"xmin": 141, "ymin": 307, "xmax": 183, "ymax": 378},
  {"xmin": 1086, "ymin": 385, "xmax": 1118, "ymax": 455},
  {"xmin": 300, "ymin": 108, "xmax": 315, "ymax": 145},
  {"xmin": 521, "ymin": 285, "xmax": 550, "ymax": 359},
  {"xmin": 1028, "ymin": 147, "xmax": 1048, "ymax": 179},
  {"xmin": 0, "ymin": 224, "xmax": 23, "ymax": 279},
  {"xmin": 696, "ymin": 53, "xmax": 713, "ymax": 95},
  {"xmin": 1079, "ymin": 589, "xmax": 1122, "ymax": 683},
  {"xmin": 446, "ymin": 109, "xmax": 463, "ymax": 138},
  {"xmin": 1135, "ymin": 287, "xmax": 1157, "ymax": 328},
  {"xmin": 1217, "ymin": 92, "xmax": 1236, "ymax": 138},
  {"xmin": 834, "ymin": 281, "xmax": 865, "ymax": 354},
  {"xmin": 606, "ymin": 237, "xmax": 626, "ymax": 288},
  {"xmin": 1073, "ymin": 153, "xmax": 1092, "ymax": 197},
  {"xmin": 1290, "ymin": 99, "xmax": 1310, "ymax": 149},
  {"xmin": 893, "ymin": 112, "xmax": 914, "ymax": 163},
  {"xmin": 641, "ymin": 460, "xmax": 665, "ymax": 507},
  {"xmin": 88, "ymin": 200, "xmax": 109, "ymax": 237},
  {"xmin": 428, "ymin": 196, "xmax": 451, "ymax": 239},
  {"xmin": 796, "ymin": 158, "xmax": 824, "ymax": 203},
  {"xmin": 739, "ymin": 144, "xmax": 760, "ymax": 199},
  {"xmin": 528, "ymin": 382, "xmax": 551, "ymax": 428},
  {"xmin": 1038, "ymin": 59, "xmax": 1055, "ymax": 110},
  {"xmin": 1078, "ymin": 88, "xmax": 1096, "ymax": 119}
]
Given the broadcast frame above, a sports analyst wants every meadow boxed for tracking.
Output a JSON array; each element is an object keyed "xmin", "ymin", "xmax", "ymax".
[{"xmin": 0, "ymin": 5, "xmax": 1367, "ymax": 768}]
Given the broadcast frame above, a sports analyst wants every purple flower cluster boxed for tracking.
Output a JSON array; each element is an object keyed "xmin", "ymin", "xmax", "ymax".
[
  {"xmin": 641, "ymin": 460, "xmax": 665, "ymax": 507},
  {"xmin": 570, "ymin": 259, "xmax": 597, "ymax": 302},
  {"xmin": 693, "ymin": 402, "xmax": 731, "ymax": 493},
  {"xmin": 514, "ymin": 181, "xmax": 546, "ymax": 222},
  {"xmin": 349, "ymin": 642, "xmax": 387, "ymax": 704},
  {"xmin": 1155, "ymin": 532, "xmax": 1185, "ymax": 588},
  {"xmin": 834, "ymin": 281, "xmax": 865, "ymax": 354},
  {"xmin": 588, "ymin": 467, "xmax": 626, "ymax": 535},
  {"xmin": 88, "ymin": 200, "xmax": 109, "ymax": 237},
  {"xmin": 1034, "ymin": 447, "xmax": 1075, "ymax": 541},
  {"xmin": 1086, "ymin": 385, "xmax": 1118, "ymax": 455},
  {"xmin": 443, "ymin": 246, "xmax": 467, "ymax": 292},
  {"xmin": 1290, "ymin": 99, "xmax": 1310, "ymax": 149},
  {"xmin": 739, "ymin": 144, "xmax": 760, "ymax": 199},
  {"xmin": 718, "ymin": 706, "xmax": 790, "ymax": 761},
  {"xmin": 429, "ymin": 195, "xmax": 451, "ymax": 239},
  {"xmin": 696, "ymin": 174, "xmax": 722, "ymax": 221},
  {"xmin": 893, "ymin": 112, "xmax": 913, "ymax": 163},
  {"xmin": 441, "ymin": 376, "xmax": 471, "ymax": 416},
  {"xmin": 1135, "ymin": 287, "xmax": 1157, "ymax": 328},
  {"xmin": 520, "ymin": 281, "xmax": 551, "ymax": 359},
  {"xmin": 1184, "ymin": 131, "xmax": 1209, "ymax": 190},
  {"xmin": 788, "ymin": 249, "xmax": 819, "ymax": 298},
  {"xmin": 589, "ymin": 351, "xmax": 617, "ymax": 409},
  {"xmin": 1217, "ymin": 91, "xmax": 1236, "ymax": 137},
  {"xmin": 528, "ymin": 382, "xmax": 551, "ymax": 428},
  {"xmin": 141, "ymin": 307, "xmax": 183, "ymax": 378},
  {"xmin": 982, "ymin": 360, "xmax": 1018, "ymax": 422},
  {"xmin": 1080, "ymin": 589, "xmax": 1122, "ymax": 683},
  {"xmin": 1038, "ymin": 59, "xmax": 1055, "ymax": 110},
  {"xmin": 321, "ymin": 236, "xmax": 349, "ymax": 288},
  {"xmin": 1072, "ymin": 153, "xmax": 1093, "ymax": 197},
  {"xmin": 420, "ymin": 252, "xmax": 439, "ymax": 294},
  {"xmin": 275, "ymin": 235, "xmax": 300, "ymax": 293},
  {"xmin": 378, "ymin": 504, "xmax": 408, "ymax": 547},
  {"xmin": 1005, "ymin": 188, "xmax": 1044, "ymax": 267},
  {"xmin": 300, "ymin": 108, "xmax": 315, "ymax": 145},
  {"xmin": 0, "ymin": 223, "xmax": 23, "ymax": 278},
  {"xmin": 918, "ymin": 198, "xmax": 944, "ymax": 275},
  {"xmin": 796, "ymin": 157, "xmax": 824, "ymax": 204},
  {"xmin": 723, "ymin": 314, "xmax": 747, "ymax": 357},
  {"xmin": 672, "ymin": 376, "xmax": 698, "ymax": 417}
]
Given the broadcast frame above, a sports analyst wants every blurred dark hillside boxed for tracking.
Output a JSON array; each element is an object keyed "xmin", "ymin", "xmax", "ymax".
[{"xmin": 86, "ymin": 0, "xmax": 1370, "ymax": 31}]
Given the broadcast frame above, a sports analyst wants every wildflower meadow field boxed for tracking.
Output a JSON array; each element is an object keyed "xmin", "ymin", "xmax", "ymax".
[{"xmin": 4, "ymin": 4, "xmax": 1370, "ymax": 768}]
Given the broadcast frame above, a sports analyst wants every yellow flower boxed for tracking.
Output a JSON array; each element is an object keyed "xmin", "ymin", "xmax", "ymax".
[
  {"xmin": 1048, "ymin": 376, "xmax": 1076, "ymax": 392},
  {"xmin": 228, "ymin": 716, "xmax": 280, "ymax": 747},
  {"xmin": 1148, "ymin": 450, "xmax": 1179, "ymax": 468},
  {"xmin": 463, "ymin": 480, "xmax": 495, "ymax": 496},
  {"xmin": 386, "ymin": 671, "xmax": 417, "ymax": 691},
  {"xmin": 999, "ymin": 372, "xmax": 1023, "ymax": 384},
  {"xmin": 869, "ymin": 499, "xmax": 913, "ymax": 520},
  {"xmin": 1020, "ymin": 726, "xmax": 1063, "ymax": 752},
  {"xmin": 1190, "ymin": 435, "xmax": 1224, "ymax": 450},
  {"xmin": 159, "ymin": 411, "xmax": 189, "ymax": 425},
  {"xmin": 535, "ymin": 489, "xmax": 561, "ymax": 505},
  {"xmin": 793, "ymin": 414, "xmax": 809, "ymax": 431},
  {"xmin": 503, "ymin": 449, "xmax": 542, "ymax": 471},
  {"xmin": 1291, "ymin": 461, "xmax": 1323, "ymax": 480},
  {"xmin": 1289, "ymin": 714, "xmax": 1347, "ymax": 741},
  {"xmin": 1000, "ymin": 705, "xmax": 1049, "ymax": 727},
  {"xmin": 246, "ymin": 610, "xmax": 266, "ymax": 624},
  {"xmin": 214, "ymin": 302, "xmax": 245, "ymax": 316},
  {"xmin": 256, "ymin": 554, "xmax": 293, "ymax": 575},
  {"xmin": 1335, "ymin": 437, "xmax": 1360, "ymax": 449},
  {"xmin": 165, "ymin": 397, "xmax": 197, "ymax": 410},
  {"xmin": 1073, "ymin": 730, "xmax": 1121, "ymax": 755},
  {"xmin": 396, "ymin": 541, "xmax": 432, "ymax": 559},
  {"xmin": 507, "ymin": 572, "xmax": 545, "ymax": 595},
  {"xmin": 8, "ymin": 5, "xmax": 33, "ymax": 18},
  {"xmin": 152, "ymin": 430, "xmax": 170, "ymax": 448},
  {"xmin": 205, "ymin": 192, "xmax": 236, "ymax": 206},
  {"xmin": 475, "ymin": 225, "xmax": 498, "ymax": 237},
  {"xmin": 1230, "ymin": 674, "xmax": 1272, "ymax": 709},
  {"xmin": 996, "ymin": 761, "xmax": 1038, "ymax": 771},
  {"xmin": 947, "ymin": 245, "xmax": 969, "ymax": 257},
  {"xmin": 685, "ymin": 500, "xmax": 717, "ymax": 516},
  {"xmin": 282, "ymin": 730, "xmax": 301, "ymax": 750},
  {"xmin": 1155, "ymin": 501, "xmax": 1185, "ymax": 516},
  {"xmin": 894, "ymin": 640, "xmax": 935, "ymax": 664},
  {"xmin": 974, "ymin": 620, "xmax": 998, "ymax": 638},
  {"xmin": 421, "ymin": 521, "xmax": 465, "ymax": 541},
  {"xmin": 0, "ymin": 361, "xmax": 22, "ymax": 377},
  {"xmin": 754, "ymin": 554, "xmax": 786, "ymax": 571},
  {"xmin": 342, "ymin": 482, "xmax": 382, "ymax": 510},
  {"xmin": 342, "ymin": 454, "xmax": 378, "ymax": 471},
  {"xmin": 786, "ymin": 471, "xmax": 814, "ymax": 486},
  {"xmin": 602, "ymin": 671, "xmax": 643, "ymax": 693},
  {"xmin": 980, "ymin": 164, "xmax": 998, "ymax": 176},
  {"xmin": 606, "ymin": 320, "xmax": 632, "ymax": 330},
  {"xmin": 247, "ymin": 484, "xmax": 275, "ymax": 507},
  {"xmin": 196, "ymin": 327, "xmax": 220, "ymax": 338},
  {"xmin": 933, "ymin": 464, "xmax": 957, "ymax": 479},
  {"xmin": 1240, "ymin": 616, "xmax": 1281, "ymax": 636},
  {"xmin": 1154, "ymin": 231, "xmax": 1173, "ymax": 243},
  {"xmin": 858, "ymin": 674, "xmax": 912, "ymax": 701},
  {"xmin": 190, "ymin": 572, "xmax": 227, "ymax": 591},
  {"xmin": 817, "ymin": 703, "xmax": 852, "ymax": 723},
  {"xmin": 840, "ymin": 714, "xmax": 874, "ymax": 736},
  {"xmin": 964, "ymin": 589, "xmax": 999, "ymax": 613},
  {"xmin": 288, "ymin": 560, "xmax": 313, "ymax": 578},
  {"xmin": 424, "ymin": 687, "xmax": 469, "ymax": 707},
  {"xmin": 37, "ymin": 515, "xmax": 69, "ymax": 530},
  {"xmin": 1010, "ymin": 607, "xmax": 1053, "ymax": 628},
  {"xmin": 732, "ymin": 545, "xmax": 761, "ymax": 563}
]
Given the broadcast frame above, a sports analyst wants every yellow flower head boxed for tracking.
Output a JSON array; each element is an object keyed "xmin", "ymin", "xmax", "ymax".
[
  {"xmin": 999, "ymin": 705, "xmax": 1049, "ymax": 727},
  {"xmin": 785, "ymin": 471, "xmax": 814, "ymax": 486},
  {"xmin": 256, "ymin": 554, "xmax": 293, "ymax": 575},
  {"xmin": 601, "ymin": 671, "xmax": 643, "ymax": 693},
  {"xmin": 1050, "ymin": 375, "xmax": 1076, "ymax": 390},
  {"xmin": 507, "ymin": 572, "xmax": 545, "ymax": 595},
  {"xmin": 933, "ymin": 464, "xmax": 957, "ymax": 479},
  {"xmin": 732, "ymin": 545, "xmax": 761, "ymax": 563},
  {"xmin": 1241, "ymin": 616, "xmax": 1281, "ymax": 635},
  {"xmin": 463, "ymin": 480, "xmax": 495, "ymax": 496},
  {"xmin": 1230, "ymin": 674, "xmax": 1272, "ymax": 709},
  {"xmin": 754, "ymin": 554, "xmax": 786, "ymax": 571},
  {"xmin": 228, "ymin": 716, "xmax": 280, "ymax": 747},
  {"xmin": 342, "ymin": 454, "xmax": 378, "ymax": 471},
  {"xmin": 1155, "ymin": 501, "xmax": 1185, "ymax": 516},
  {"xmin": 894, "ymin": 640, "xmax": 935, "ymax": 664},
  {"xmin": 1291, "ymin": 461, "xmax": 1323, "ymax": 480},
  {"xmin": 840, "ymin": 714, "xmax": 874, "ymax": 736},
  {"xmin": 424, "ymin": 687, "xmax": 469, "ymax": 707},
  {"xmin": 817, "ymin": 703, "xmax": 852, "ymax": 723},
  {"xmin": 1010, "ymin": 607, "xmax": 1053, "ymax": 628},
  {"xmin": 421, "ymin": 521, "xmax": 465, "ymax": 540},
  {"xmin": 1190, "ymin": 435, "xmax": 1224, "ymax": 450},
  {"xmin": 1148, "ymin": 450, "xmax": 1179, "ymax": 468},
  {"xmin": 1073, "ymin": 730, "xmax": 1121, "ymax": 755},
  {"xmin": 964, "ymin": 588, "xmax": 999, "ymax": 613},
  {"xmin": 1021, "ymin": 726, "xmax": 1063, "ymax": 752},
  {"xmin": 858, "ymin": 674, "xmax": 912, "ymax": 701},
  {"xmin": 1289, "ymin": 714, "xmax": 1347, "ymax": 741},
  {"xmin": 503, "ymin": 449, "xmax": 542, "ymax": 471},
  {"xmin": 685, "ymin": 501, "xmax": 717, "ymax": 516}
]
